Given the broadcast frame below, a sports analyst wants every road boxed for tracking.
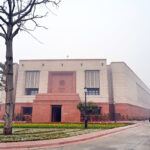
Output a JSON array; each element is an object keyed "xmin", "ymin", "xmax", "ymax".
[{"xmin": 37, "ymin": 122, "xmax": 150, "ymax": 150}]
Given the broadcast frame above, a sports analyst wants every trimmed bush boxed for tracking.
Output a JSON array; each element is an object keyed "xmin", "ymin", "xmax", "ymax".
[{"xmin": 0, "ymin": 122, "xmax": 133, "ymax": 129}]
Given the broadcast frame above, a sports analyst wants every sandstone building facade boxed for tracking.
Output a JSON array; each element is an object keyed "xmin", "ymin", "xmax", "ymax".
[{"xmin": 0, "ymin": 59, "xmax": 150, "ymax": 122}]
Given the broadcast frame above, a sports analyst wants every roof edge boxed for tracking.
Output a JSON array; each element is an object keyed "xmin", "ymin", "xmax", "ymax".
[{"xmin": 19, "ymin": 58, "xmax": 107, "ymax": 62}]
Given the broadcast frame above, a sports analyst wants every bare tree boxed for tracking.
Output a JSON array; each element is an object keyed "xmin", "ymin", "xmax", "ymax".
[
  {"xmin": 0, "ymin": 0, "xmax": 60, "ymax": 135},
  {"xmin": 0, "ymin": 62, "xmax": 6, "ymax": 91}
]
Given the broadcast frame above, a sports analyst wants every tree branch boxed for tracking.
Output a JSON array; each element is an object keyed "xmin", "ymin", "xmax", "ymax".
[
  {"xmin": 0, "ymin": 32, "xmax": 6, "ymax": 39},
  {"xmin": 0, "ymin": 24, "xmax": 6, "ymax": 35},
  {"xmin": 31, "ymin": 19, "xmax": 48, "ymax": 29},
  {"xmin": 22, "ymin": 12, "xmax": 48, "ymax": 22},
  {"xmin": 0, "ymin": 16, "xmax": 8, "ymax": 25},
  {"xmin": 13, "ymin": 0, "xmax": 36, "ymax": 25},
  {"xmin": 21, "ymin": 27, "xmax": 44, "ymax": 44},
  {"xmin": 12, "ymin": 0, "xmax": 16, "ymax": 13},
  {"xmin": 7, "ymin": 0, "xmax": 13, "ymax": 24},
  {"xmin": 12, "ymin": 26, "xmax": 20, "ymax": 38},
  {"xmin": 0, "ymin": 5, "xmax": 8, "ymax": 15},
  {"xmin": 13, "ymin": 0, "xmax": 60, "ymax": 25},
  {"xmin": 13, "ymin": 0, "xmax": 33, "ymax": 17},
  {"xmin": 35, "ymin": 0, "xmax": 61, "ymax": 6},
  {"xmin": 7, "ymin": 0, "xmax": 12, "ymax": 14}
]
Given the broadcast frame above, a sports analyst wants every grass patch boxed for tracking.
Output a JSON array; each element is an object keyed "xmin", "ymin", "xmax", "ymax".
[
  {"xmin": 0, "ymin": 128, "xmax": 97, "ymax": 142},
  {"xmin": 0, "ymin": 122, "xmax": 133, "ymax": 142}
]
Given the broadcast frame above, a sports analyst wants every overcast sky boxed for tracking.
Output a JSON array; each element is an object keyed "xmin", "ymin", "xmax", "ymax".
[{"xmin": 0, "ymin": 0, "xmax": 150, "ymax": 88}]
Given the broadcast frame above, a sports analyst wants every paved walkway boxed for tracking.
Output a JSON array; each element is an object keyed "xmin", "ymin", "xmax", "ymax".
[
  {"xmin": 45, "ymin": 122, "xmax": 150, "ymax": 150},
  {"xmin": 0, "ymin": 123, "xmax": 143, "ymax": 150}
]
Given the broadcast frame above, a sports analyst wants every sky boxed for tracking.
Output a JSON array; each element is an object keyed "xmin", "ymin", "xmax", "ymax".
[{"xmin": 0, "ymin": 0, "xmax": 150, "ymax": 88}]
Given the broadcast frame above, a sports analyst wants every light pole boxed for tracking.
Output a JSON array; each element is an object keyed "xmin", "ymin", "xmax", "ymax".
[
  {"xmin": 113, "ymin": 101, "xmax": 116, "ymax": 123},
  {"xmin": 84, "ymin": 87, "xmax": 88, "ymax": 129}
]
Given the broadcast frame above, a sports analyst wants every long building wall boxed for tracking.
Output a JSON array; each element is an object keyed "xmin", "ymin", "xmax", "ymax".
[
  {"xmin": 110, "ymin": 62, "xmax": 150, "ymax": 118},
  {"xmin": 111, "ymin": 62, "xmax": 150, "ymax": 109},
  {"xmin": 0, "ymin": 59, "xmax": 150, "ymax": 121}
]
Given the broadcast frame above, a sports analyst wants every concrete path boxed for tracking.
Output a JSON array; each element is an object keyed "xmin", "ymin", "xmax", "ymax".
[
  {"xmin": 39, "ymin": 122, "xmax": 150, "ymax": 150},
  {"xmin": 0, "ymin": 122, "xmax": 145, "ymax": 150}
]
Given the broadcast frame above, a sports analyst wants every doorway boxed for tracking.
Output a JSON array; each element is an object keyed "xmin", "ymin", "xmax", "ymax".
[{"xmin": 51, "ymin": 105, "xmax": 61, "ymax": 122}]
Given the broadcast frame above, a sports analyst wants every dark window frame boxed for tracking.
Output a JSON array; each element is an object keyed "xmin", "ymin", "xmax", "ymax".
[
  {"xmin": 87, "ymin": 88, "xmax": 100, "ymax": 95},
  {"xmin": 22, "ymin": 107, "xmax": 32, "ymax": 115},
  {"xmin": 25, "ymin": 88, "xmax": 39, "ymax": 95}
]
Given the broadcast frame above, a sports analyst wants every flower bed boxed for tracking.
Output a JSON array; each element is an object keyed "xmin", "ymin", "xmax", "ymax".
[{"xmin": 0, "ymin": 122, "xmax": 133, "ymax": 129}]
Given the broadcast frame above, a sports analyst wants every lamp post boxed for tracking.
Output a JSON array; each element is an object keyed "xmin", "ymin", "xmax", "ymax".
[
  {"xmin": 84, "ymin": 87, "xmax": 88, "ymax": 129},
  {"xmin": 113, "ymin": 101, "xmax": 116, "ymax": 123}
]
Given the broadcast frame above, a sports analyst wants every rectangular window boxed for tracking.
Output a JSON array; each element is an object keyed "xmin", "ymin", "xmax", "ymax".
[
  {"xmin": 87, "ymin": 88, "xmax": 99, "ymax": 95},
  {"xmin": 97, "ymin": 107, "xmax": 101, "ymax": 114},
  {"xmin": 25, "ymin": 88, "xmax": 38, "ymax": 95},
  {"xmin": 85, "ymin": 70, "xmax": 100, "ymax": 95},
  {"xmin": 22, "ymin": 107, "xmax": 32, "ymax": 115},
  {"xmin": 25, "ymin": 71, "xmax": 40, "ymax": 95}
]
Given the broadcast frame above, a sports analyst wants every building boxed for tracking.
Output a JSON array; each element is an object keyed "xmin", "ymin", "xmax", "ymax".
[{"xmin": 0, "ymin": 59, "xmax": 150, "ymax": 122}]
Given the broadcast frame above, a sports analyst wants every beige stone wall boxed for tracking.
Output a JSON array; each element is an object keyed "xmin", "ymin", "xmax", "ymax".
[
  {"xmin": 13, "ymin": 63, "xmax": 19, "ymax": 103},
  {"xmin": 107, "ymin": 65, "xmax": 114, "ymax": 104},
  {"xmin": 111, "ymin": 62, "xmax": 150, "ymax": 109},
  {"xmin": 0, "ymin": 90, "xmax": 5, "ymax": 104},
  {"xmin": 15, "ymin": 59, "xmax": 109, "ymax": 103}
]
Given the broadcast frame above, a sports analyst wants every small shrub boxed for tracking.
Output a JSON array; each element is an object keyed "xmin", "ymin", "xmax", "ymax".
[{"xmin": 15, "ymin": 113, "xmax": 25, "ymax": 121}]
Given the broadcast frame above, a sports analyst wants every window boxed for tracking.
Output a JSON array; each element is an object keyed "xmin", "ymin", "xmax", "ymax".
[
  {"xmin": 22, "ymin": 107, "xmax": 32, "ymax": 115},
  {"xmin": 25, "ymin": 88, "xmax": 38, "ymax": 95},
  {"xmin": 97, "ymin": 107, "xmax": 101, "ymax": 114},
  {"xmin": 87, "ymin": 88, "xmax": 99, "ymax": 95},
  {"xmin": 85, "ymin": 70, "xmax": 100, "ymax": 95},
  {"xmin": 25, "ymin": 71, "xmax": 40, "ymax": 95}
]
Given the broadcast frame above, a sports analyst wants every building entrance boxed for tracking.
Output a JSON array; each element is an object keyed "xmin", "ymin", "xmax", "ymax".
[{"xmin": 51, "ymin": 105, "xmax": 61, "ymax": 122}]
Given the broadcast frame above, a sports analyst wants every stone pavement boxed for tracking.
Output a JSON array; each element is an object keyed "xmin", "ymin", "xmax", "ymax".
[
  {"xmin": 0, "ymin": 123, "xmax": 143, "ymax": 150},
  {"xmin": 45, "ymin": 122, "xmax": 150, "ymax": 150}
]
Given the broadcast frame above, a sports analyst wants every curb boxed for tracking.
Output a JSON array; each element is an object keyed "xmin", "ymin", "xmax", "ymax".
[{"xmin": 0, "ymin": 123, "xmax": 143, "ymax": 150}]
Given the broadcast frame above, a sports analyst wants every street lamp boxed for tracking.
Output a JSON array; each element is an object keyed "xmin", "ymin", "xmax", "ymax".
[
  {"xmin": 113, "ymin": 101, "xmax": 116, "ymax": 123},
  {"xmin": 84, "ymin": 87, "xmax": 88, "ymax": 129}
]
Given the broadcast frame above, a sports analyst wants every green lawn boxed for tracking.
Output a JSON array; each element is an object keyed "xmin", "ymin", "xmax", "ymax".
[{"xmin": 0, "ymin": 122, "xmax": 133, "ymax": 142}]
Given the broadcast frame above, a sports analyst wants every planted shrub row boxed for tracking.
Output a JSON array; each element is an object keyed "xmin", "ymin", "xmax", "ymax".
[{"xmin": 0, "ymin": 123, "xmax": 133, "ymax": 129}]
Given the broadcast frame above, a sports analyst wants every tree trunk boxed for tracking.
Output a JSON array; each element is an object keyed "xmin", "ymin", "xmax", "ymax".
[{"xmin": 3, "ymin": 36, "xmax": 14, "ymax": 135}]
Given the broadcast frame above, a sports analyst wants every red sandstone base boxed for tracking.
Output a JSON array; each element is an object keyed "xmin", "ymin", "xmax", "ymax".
[
  {"xmin": 115, "ymin": 103, "xmax": 150, "ymax": 119},
  {"xmin": 0, "ymin": 102, "xmax": 150, "ymax": 122}
]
